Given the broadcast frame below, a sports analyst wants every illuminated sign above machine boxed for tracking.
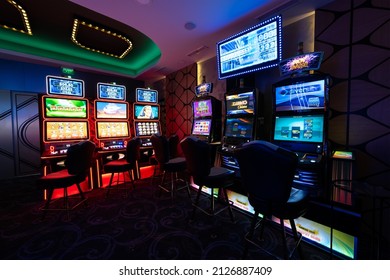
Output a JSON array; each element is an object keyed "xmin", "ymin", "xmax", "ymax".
[
  {"xmin": 97, "ymin": 82, "xmax": 126, "ymax": 100},
  {"xmin": 46, "ymin": 75, "xmax": 85, "ymax": 97},
  {"xmin": 279, "ymin": 51, "xmax": 324, "ymax": 76}
]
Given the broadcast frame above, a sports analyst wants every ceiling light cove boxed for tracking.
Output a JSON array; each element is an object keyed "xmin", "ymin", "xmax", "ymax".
[{"xmin": 0, "ymin": 0, "xmax": 32, "ymax": 35}]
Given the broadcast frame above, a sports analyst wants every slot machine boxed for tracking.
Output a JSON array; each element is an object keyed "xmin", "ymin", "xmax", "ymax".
[{"xmin": 39, "ymin": 75, "xmax": 93, "ymax": 195}]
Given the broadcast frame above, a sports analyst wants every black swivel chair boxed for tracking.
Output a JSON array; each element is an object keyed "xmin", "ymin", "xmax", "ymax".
[
  {"xmin": 150, "ymin": 134, "xmax": 190, "ymax": 200},
  {"xmin": 234, "ymin": 140, "xmax": 309, "ymax": 259},
  {"xmin": 104, "ymin": 137, "xmax": 141, "ymax": 198},
  {"xmin": 36, "ymin": 140, "xmax": 96, "ymax": 220},
  {"xmin": 180, "ymin": 136, "xmax": 235, "ymax": 222}
]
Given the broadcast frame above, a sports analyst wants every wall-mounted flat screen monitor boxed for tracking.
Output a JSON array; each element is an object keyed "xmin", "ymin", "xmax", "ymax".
[
  {"xmin": 46, "ymin": 75, "xmax": 84, "ymax": 97},
  {"xmin": 217, "ymin": 15, "xmax": 282, "ymax": 79},
  {"xmin": 226, "ymin": 91, "xmax": 255, "ymax": 116},
  {"xmin": 191, "ymin": 119, "xmax": 212, "ymax": 136},
  {"xmin": 133, "ymin": 104, "xmax": 159, "ymax": 120},
  {"xmin": 136, "ymin": 88, "xmax": 158, "ymax": 103},
  {"xmin": 96, "ymin": 121, "xmax": 130, "ymax": 139},
  {"xmin": 95, "ymin": 100, "xmax": 128, "ymax": 119},
  {"xmin": 43, "ymin": 121, "xmax": 89, "ymax": 142},
  {"xmin": 193, "ymin": 99, "xmax": 213, "ymax": 118},
  {"xmin": 42, "ymin": 96, "xmax": 88, "ymax": 119},
  {"xmin": 274, "ymin": 77, "xmax": 327, "ymax": 112},
  {"xmin": 97, "ymin": 82, "xmax": 126, "ymax": 100},
  {"xmin": 224, "ymin": 117, "xmax": 254, "ymax": 139},
  {"xmin": 134, "ymin": 121, "xmax": 161, "ymax": 137},
  {"xmin": 273, "ymin": 115, "xmax": 324, "ymax": 143}
]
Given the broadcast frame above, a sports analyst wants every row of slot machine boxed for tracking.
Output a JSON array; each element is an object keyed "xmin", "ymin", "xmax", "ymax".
[{"xmin": 39, "ymin": 75, "xmax": 161, "ymax": 185}]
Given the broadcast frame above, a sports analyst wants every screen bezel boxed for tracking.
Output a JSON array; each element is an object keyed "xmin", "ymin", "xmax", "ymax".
[
  {"xmin": 94, "ymin": 100, "xmax": 129, "ymax": 119},
  {"xmin": 272, "ymin": 114, "xmax": 325, "ymax": 144},
  {"xmin": 133, "ymin": 103, "xmax": 160, "ymax": 120},
  {"xmin": 191, "ymin": 119, "xmax": 212, "ymax": 136},
  {"xmin": 97, "ymin": 82, "xmax": 126, "ymax": 101},
  {"xmin": 274, "ymin": 76, "xmax": 327, "ymax": 113},
  {"xmin": 95, "ymin": 121, "xmax": 130, "ymax": 139},
  {"xmin": 216, "ymin": 15, "xmax": 282, "ymax": 80},
  {"xmin": 42, "ymin": 96, "xmax": 88, "ymax": 119},
  {"xmin": 135, "ymin": 88, "xmax": 158, "ymax": 103},
  {"xmin": 43, "ymin": 120, "xmax": 89, "ymax": 142}
]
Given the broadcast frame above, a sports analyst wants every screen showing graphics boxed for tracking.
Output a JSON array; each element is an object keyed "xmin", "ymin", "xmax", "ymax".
[
  {"xmin": 226, "ymin": 91, "xmax": 255, "ymax": 115},
  {"xmin": 275, "ymin": 79, "xmax": 326, "ymax": 112},
  {"xmin": 97, "ymin": 83, "xmax": 126, "ymax": 100},
  {"xmin": 43, "ymin": 97, "xmax": 88, "ymax": 119},
  {"xmin": 134, "ymin": 104, "xmax": 159, "ymax": 120},
  {"xmin": 44, "ymin": 121, "xmax": 89, "ymax": 142},
  {"xmin": 95, "ymin": 101, "xmax": 128, "ymax": 119},
  {"xmin": 136, "ymin": 88, "xmax": 158, "ymax": 103},
  {"xmin": 273, "ymin": 115, "xmax": 324, "ymax": 143},
  {"xmin": 224, "ymin": 117, "xmax": 254, "ymax": 138},
  {"xmin": 191, "ymin": 119, "xmax": 212, "ymax": 136},
  {"xmin": 193, "ymin": 99, "xmax": 213, "ymax": 118},
  {"xmin": 46, "ymin": 75, "xmax": 84, "ymax": 97},
  {"xmin": 96, "ymin": 121, "xmax": 129, "ymax": 139},
  {"xmin": 217, "ymin": 15, "xmax": 281, "ymax": 79},
  {"xmin": 134, "ymin": 121, "xmax": 161, "ymax": 137}
]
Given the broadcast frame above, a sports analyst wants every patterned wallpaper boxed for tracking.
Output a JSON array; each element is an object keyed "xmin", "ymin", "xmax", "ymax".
[{"xmin": 316, "ymin": 0, "xmax": 390, "ymax": 185}]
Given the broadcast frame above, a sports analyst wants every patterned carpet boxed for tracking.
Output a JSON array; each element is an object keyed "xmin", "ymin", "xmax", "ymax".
[{"xmin": 0, "ymin": 175, "xmax": 334, "ymax": 260}]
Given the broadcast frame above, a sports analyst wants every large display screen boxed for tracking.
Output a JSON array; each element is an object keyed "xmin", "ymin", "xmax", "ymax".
[
  {"xmin": 217, "ymin": 15, "xmax": 282, "ymax": 79},
  {"xmin": 226, "ymin": 91, "xmax": 255, "ymax": 116},
  {"xmin": 43, "ymin": 121, "xmax": 89, "ymax": 142},
  {"xmin": 275, "ymin": 79, "xmax": 326, "ymax": 112},
  {"xmin": 133, "ymin": 104, "xmax": 159, "ymax": 120},
  {"xmin": 191, "ymin": 119, "xmax": 212, "ymax": 136},
  {"xmin": 46, "ymin": 75, "xmax": 84, "ymax": 97},
  {"xmin": 95, "ymin": 100, "xmax": 128, "ymax": 119},
  {"xmin": 97, "ymin": 83, "xmax": 126, "ymax": 100},
  {"xmin": 43, "ymin": 96, "xmax": 88, "ymax": 119},
  {"xmin": 273, "ymin": 115, "xmax": 324, "ymax": 143},
  {"xmin": 224, "ymin": 117, "xmax": 254, "ymax": 138},
  {"xmin": 96, "ymin": 121, "xmax": 129, "ymax": 139},
  {"xmin": 193, "ymin": 99, "xmax": 213, "ymax": 118},
  {"xmin": 136, "ymin": 88, "xmax": 158, "ymax": 103},
  {"xmin": 134, "ymin": 121, "xmax": 161, "ymax": 137}
]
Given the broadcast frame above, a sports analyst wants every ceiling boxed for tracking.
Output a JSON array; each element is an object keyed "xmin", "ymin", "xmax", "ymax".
[{"xmin": 0, "ymin": 0, "xmax": 334, "ymax": 83}]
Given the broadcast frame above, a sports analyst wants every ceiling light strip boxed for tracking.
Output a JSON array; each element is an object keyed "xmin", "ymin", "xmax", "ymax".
[
  {"xmin": 1, "ymin": 0, "xmax": 32, "ymax": 35},
  {"xmin": 71, "ymin": 18, "xmax": 132, "ymax": 59}
]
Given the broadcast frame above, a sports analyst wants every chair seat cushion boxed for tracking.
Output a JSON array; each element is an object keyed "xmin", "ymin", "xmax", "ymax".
[
  {"xmin": 249, "ymin": 187, "xmax": 309, "ymax": 219},
  {"xmin": 194, "ymin": 166, "xmax": 235, "ymax": 188},
  {"xmin": 104, "ymin": 159, "xmax": 133, "ymax": 173},
  {"xmin": 163, "ymin": 157, "xmax": 186, "ymax": 172},
  {"xmin": 37, "ymin": 169, "xmax": 83, "ymax": 189}
]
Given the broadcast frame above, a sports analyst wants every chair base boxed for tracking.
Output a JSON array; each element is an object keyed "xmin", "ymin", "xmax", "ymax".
[
  {"xmin": 157, "ymin": 171, "xmax": 192, "ymax": 201},
  {"xmin": 191, "ymin": 186, "xmax": 235, "ymax": 223},
  {"xmin": 105, "ymin": 171, "xmax": 135, "ymax": 198},
  {"xmin": 243, "ymin": 213, "xmax": 303, "ymax": 259}
]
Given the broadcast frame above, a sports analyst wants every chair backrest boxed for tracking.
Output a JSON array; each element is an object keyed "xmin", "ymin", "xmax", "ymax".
[
  {"xmin": 126, "ymin": 137, "xmax": 141, "ymax": 164},
  {"xmin": 234, "ymin": 140, "xmax": 298, "ymax": 204},
  {"xmin": 150, "ymin": 134, "xmax": 170, "ymax": 164},
  {"xmin": 168, "ymin": 134, "xmax": 180, "ymax": 158},
  {"xmin": 180, "ymin": 136, "xmax": 211, "ymax": 178},
  {"xmin": 65, "ymin": 140, "xmax": 96, "ymax": 175}
]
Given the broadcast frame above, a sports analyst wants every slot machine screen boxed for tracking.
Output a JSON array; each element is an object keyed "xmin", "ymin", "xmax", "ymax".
[
  {"xmin": 97, "ymin": 83, "xmax": 126, "ymax": 100},
  {"xmin": 273, "ymin": 115, "xmax": 324, "ymax": 143},
  {"xmin": 43, "ymin": 96, "xmax": 88, "ymax": 119},
  {"xmin": 95, "ymin": 101, "xmax": 128, "ymax": 119},
  {"xmin": 217, "ymin": 15, "xmax": 282, "ymax": 79},
  {"xmin": 191, "ymin": 119, "xmax": 212, "ymax": 136},
  {"xmin": 274, "ymin": 78, "xmax": 326, "ymax": 112},
  {"xmin": 226, "ymin": 91, "xmax": 255, "ymax": 116},
  {"xmin": 43, "ymin": 121, "xmax": 89, "ymax": 142},
  {"xmin": 133, "ymin": 104, "xmax": 159, "ymax": 120},
  {"xmin": 134, "ymin": 121, "xmax": 161, "ymax": 137},
  {"xmin": 224, "ymin": 117, "xmax": 254, "ymax": 139},
  {"xmin": 96, "ymin": 121, "xmax": 129, "ymax": 139},
  {"xmin": 193, "ymin": 99, "xmax": 213, "ymax": 118},
  {"xmin": 136, "ymin": 88, "xmax": 158, "ymax": 103}
]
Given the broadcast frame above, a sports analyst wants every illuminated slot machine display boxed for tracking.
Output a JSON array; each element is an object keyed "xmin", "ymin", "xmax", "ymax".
[
  {"xmin": 191, "ymin": 81, "xmax": 222, "ymax": 143},
  {"xmin": 39, "ymin": 75, "xmax": 93, "ymax": 194},
  {"xmin": 133, "ymin": 88, "xmax": 161, "ymax": 148},
  {"xmin": 220, "ymin": 88, "xmax": 257, "ymax": 170}
]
